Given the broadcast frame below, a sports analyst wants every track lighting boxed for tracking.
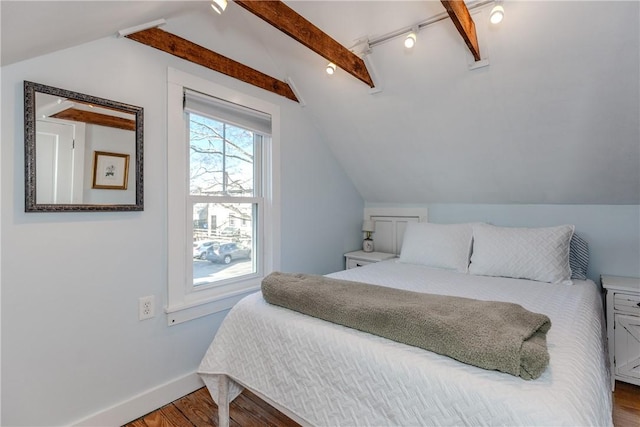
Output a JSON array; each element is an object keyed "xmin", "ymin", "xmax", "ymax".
[
  {"xmin": 404, "ymin": 31, "xmax": 417, "ymax": 49},
  {"xmin": 490, "ymin": 2, "xmax": 504, "ymax": 24},
  {"xmin": 211, "ymin": 0, "xmax": 227, "ymax": 14},
  {"xmin": 326, "ymin": 62, "xmax": 337, "ymax": 75}
]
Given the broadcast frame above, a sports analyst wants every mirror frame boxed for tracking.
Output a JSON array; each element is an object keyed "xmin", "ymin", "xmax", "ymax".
[{"xmin": 24, "ymin": 81, "xmax": 144, "ymax": 212}]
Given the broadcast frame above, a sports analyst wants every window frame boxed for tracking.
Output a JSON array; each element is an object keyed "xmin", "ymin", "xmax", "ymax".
[
  {"xmin": 166, "ymin": 68, "xmax": 280, "ymax": 325},
  {"xmin": 186, "ymin": 117, "xmax": 264, "ymax": 290}
]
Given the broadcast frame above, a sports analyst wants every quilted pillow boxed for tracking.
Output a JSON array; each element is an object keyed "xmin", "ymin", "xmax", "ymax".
[
  {"xmin": 399, "ymin": 222, "xmax": 474, "ymax": 273},
  {"xmin": 469, "ymin": 223, "xmax": 575, "ymax": 284},
  {"xmin": 569, "ymin": 233, "xmax": 589, "ymax": 280}
]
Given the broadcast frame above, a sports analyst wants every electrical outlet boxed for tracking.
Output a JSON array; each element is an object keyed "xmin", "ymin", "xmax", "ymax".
[{"xmin": 138, "ymin": 296, "xmax": 155, "ymax": 320}]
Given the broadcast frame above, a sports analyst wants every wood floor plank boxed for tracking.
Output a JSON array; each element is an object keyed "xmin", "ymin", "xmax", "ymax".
[
  {"xmin": 127, "ymin": 419, "xmax": 149, "ymax": 427},
  {"xmin": 142, "ymin": 409, "xmax": 178, "ymax": 427},
  {"xmin": 614, "ymin": 381, "xmax": 640, "ymax": 410},
  {"xmin": 231, "ymin": 393, "xmax": 286, "ymax": 427},
  {"xmin": 613, "ymin": 381, "xmax": 640, "ymax": 427},
  {"xmin": 159, "ymin": 404, "xmax": 195, "ymax": 426},
  {"xmin": 240, "ymin": 390, "xmax": 300, "ymax": 427},
  {"xmin": 172, "ymin": 388, "xmax": 217, "ymax": 427},
  {"xmin": 228, "ymin": 399, "xmax": 269, "ymax": 427}
]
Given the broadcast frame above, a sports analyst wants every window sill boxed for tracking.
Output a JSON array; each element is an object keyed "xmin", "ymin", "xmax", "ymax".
[{"xmin": 165, "ymin": 285, "xmax": 260, "ymax": 325}]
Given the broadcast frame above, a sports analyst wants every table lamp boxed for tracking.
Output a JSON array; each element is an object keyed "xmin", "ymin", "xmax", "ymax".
[{"xmin": 362, "ymin": 220, "xmax": 375, "ymax": 252}]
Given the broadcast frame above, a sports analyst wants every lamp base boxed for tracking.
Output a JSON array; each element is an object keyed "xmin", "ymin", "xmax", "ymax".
[{"xmin": 363, "ymin": 239, "xmax": 374, "ymax": 252}]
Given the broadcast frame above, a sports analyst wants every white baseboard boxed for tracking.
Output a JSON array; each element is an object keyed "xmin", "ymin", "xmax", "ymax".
[{"xmin": 72, "ymin": 371, "xmax": 204, "ymax": 426}]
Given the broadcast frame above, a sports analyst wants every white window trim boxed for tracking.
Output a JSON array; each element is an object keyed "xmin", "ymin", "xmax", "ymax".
[{"xmin": 166, "ymin": 68, "xmax": 281, "ymax": 325}]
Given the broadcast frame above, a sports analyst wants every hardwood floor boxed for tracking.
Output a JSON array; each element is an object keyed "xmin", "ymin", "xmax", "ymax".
[
  {"xmin": 126, "ymin": 381, "xmax": 640, "ymax": 427},
  {"xmin": 613, "ymin": 381, "xmax": 640, "ymax": 427},
  {"xmin": 124, "ymin": 387, "xmax": 299, "ymax": 427}
]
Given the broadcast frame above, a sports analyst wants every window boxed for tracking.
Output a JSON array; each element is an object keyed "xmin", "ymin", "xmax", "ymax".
[{"xmin": 167, "ymin": 69, "xmax": 280, "ymax": 325}]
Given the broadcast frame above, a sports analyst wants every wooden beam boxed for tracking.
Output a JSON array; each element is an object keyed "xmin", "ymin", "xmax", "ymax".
[
  {"xmin": 126, "ymin": 28, "xmax": 298, "ymax": 102},
  {"xmin": 71, "ymin": 99, "xmax": 133, "ymax": 116},
  {"xmin": 51, "ymin": 108, "xmax": 136, "ymax": 131},
  {"xmin": 234, "ymin": 0, "xmax": 375, "ymax": 88},
  {"xmin": 440, "ymin": 0, "xmax": 481, "ymax": 61}
]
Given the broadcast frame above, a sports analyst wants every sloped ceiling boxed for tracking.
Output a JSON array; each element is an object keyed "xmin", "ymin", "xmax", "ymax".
[{"xmin": 2, "ymin": 1, "xmax": 638, "ymax": 204}]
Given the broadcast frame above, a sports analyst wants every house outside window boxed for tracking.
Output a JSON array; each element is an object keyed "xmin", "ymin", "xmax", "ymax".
[{"xmin": 167, "ymin": 69, "xmax": 280, "ymax": 324}]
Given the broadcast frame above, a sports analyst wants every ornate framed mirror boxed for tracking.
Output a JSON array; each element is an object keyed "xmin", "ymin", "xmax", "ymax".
[{"xmin": 24, "ymin": 81, "xmax": 144, "ymax": 212}]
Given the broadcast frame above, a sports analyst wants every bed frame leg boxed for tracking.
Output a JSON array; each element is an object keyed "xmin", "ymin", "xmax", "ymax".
[{"xmin": 218, "ymin": 374, "xmax": 230, "ymax": 427}]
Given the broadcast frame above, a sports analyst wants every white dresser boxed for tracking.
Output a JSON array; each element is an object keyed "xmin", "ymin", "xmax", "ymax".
[{"xmin": 601, "ymin": 275, "xmax": 640, "ymax": 389}]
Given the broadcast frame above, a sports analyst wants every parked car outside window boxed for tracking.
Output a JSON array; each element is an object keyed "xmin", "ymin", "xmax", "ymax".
[
  {"xmin": 219, "ymin": 226, "xmax": 240, "ymax": 237},
  {"xmin": 206, "ymin": 242, "xmax": 251, "ymax": 264},
  {"xmin": 193, "ymin": 241, "xmax": 218, "ymax": 260}
]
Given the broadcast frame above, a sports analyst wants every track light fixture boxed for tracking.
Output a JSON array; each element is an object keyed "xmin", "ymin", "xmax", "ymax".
[
  {"xmin": 211, "ymin": 0, "xmax": 227, "ymax": 14},
  {"xmin": 326, "ymin": 62, "xmax": 337, "ymax": 75},
  {"xmin": 404, "ymin": 30, "xmax": 417, "ymax": 49},
  {"xmin": 490, "ymin": 2, "xmax": 504, "ymax": 24}
]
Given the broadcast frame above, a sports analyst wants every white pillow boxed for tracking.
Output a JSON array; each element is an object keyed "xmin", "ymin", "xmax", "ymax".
[
  {"xmin": 399, "ymin": 222, "xmax": 474, "ymax": 273},
  {"xmin": 469, "ymin": 223, "xmax": 574, "ymax": 284}
]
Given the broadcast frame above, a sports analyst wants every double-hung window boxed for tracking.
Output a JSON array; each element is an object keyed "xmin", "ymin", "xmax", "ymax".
[{"xmin": 167, "ymin": 69, "xmax": 280, "ymax": 324}]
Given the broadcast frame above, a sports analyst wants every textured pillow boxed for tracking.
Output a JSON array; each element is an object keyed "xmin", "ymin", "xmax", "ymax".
[
  {"xmin": 399, "ymin": 222, "xmax": 474, "ymax": 273},
  {"xmin": 469, "ymin": 224, "xmax": 575, "ymax": 284},
  {"xmin": 569, "ymin": 234, "xmax": 589, "ymax": 280}
]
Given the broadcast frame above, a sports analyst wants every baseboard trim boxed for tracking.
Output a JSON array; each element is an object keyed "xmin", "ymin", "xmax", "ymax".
[{"xmin": 72, "ymin": 371, "xmax": 204, "ymax": 426}]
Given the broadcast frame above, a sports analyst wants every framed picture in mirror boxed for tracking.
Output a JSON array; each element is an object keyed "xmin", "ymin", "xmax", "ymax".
[{"xmin": 92, "ymin": 151, "xmax": 130, "ymax": 190}]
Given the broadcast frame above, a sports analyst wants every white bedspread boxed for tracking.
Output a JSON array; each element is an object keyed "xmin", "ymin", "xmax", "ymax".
[{"xmin": 198, "ymin": 260, "xmax": 612, "ymax": 426}]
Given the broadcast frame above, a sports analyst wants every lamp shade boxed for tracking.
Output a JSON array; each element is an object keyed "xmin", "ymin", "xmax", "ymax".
[{"xmin": 362, "ymin": 220, "xmax": 375, "ymax": 233}]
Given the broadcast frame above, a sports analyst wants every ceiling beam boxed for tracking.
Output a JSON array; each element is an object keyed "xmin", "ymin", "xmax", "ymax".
[
  {"xmin": 51, "ymin": 108, "xmax": 136, "ymax": 131},
  {"xmin": 440, "ymin": 0, "xmax": 481, "ymax": 61},
  {"xmin": 234, "ymin": 0, "xmax": 375, "ymax": 88},
  {"xmin": 126, "ymin": 27, "xmax": 299, "ymax": 102}
]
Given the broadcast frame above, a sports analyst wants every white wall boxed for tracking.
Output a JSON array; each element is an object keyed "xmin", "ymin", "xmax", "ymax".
[
  {"xmin": 83, "ymin": 124, "xmax": 137, "ymax": 204},
  {"xmin": 1, "ymin": 35, "xmax": 362, "ymax": 425},
  {"xmin": 367, "ymin": 202, "xmax": 640, "ymax": 282},
  {"xmin": 305, "ymin": 1, "xmax": 640, "ymax": 205},
  {"xmin": 280, "ymin": 115, "xmax": 365, "ymax": 274}
]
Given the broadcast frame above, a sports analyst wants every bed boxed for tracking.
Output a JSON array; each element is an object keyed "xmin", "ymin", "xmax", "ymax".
[{"xmin": 198, "ymin": 220, "xmax": 612, "ymax": 426}]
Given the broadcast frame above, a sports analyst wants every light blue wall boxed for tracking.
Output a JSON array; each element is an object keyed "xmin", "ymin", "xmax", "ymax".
[
  {"xmin": 280, "ymin": 110, "xmax": 364, "ymax": 274},
  {"xmin": 367, "ymin": 203, "xmax": 640, "ymax": 282}
]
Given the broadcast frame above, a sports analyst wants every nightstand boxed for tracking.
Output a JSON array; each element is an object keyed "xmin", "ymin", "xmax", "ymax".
[
  {"xmin": 601, "ymin": 275, "xmax": 640, "ymax": 389},
  {"xmin": 344, "ymin": 250, "xmax": 396, "ymax": 269}
]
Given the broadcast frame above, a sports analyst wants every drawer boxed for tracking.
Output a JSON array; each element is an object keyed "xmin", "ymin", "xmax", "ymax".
[
  {"xmin": 614, "ymin": 292, "xmax": 640, "ymax": 315},
  {"xmin": 347, "ymin": 259, "xmax": 372, "ymax": 269}
]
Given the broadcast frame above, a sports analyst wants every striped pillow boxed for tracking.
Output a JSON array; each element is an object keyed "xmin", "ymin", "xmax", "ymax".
[{"xmin": 569, "ymin": 234, "xmax": 589, "ymax": 280}]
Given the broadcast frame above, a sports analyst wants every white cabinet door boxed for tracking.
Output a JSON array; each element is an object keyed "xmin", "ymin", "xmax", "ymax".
[{"xmin": 614, "ymin": 314, "xmax": 640, "ymax": 380}]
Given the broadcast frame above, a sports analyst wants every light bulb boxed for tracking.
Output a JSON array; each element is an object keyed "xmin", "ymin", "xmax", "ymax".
[
  {"xmin": 326, "ymin": 62, "xmax": 336, "ymax": 75},
  {"xmin": 490, "ymin": 5, "xmax": 504, "ymax": 24},
  {"xmin": 404, "ymin": 32, "xmax": 417, "ymax": 49},
  {"xmin": 211, "ymin": 0, "xmax": 227, "ymax": 14}
]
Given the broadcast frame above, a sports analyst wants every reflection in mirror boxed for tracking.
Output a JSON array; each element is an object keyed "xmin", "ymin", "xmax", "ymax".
[{"xmin": 24, "ymin": 81, "xmax": 143, "ymax": 212}]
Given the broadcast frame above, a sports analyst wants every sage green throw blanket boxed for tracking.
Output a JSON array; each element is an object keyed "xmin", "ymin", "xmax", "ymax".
[{"xmin": 262, "ymin": 272, "xmax": 552, "ymax": 380}]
